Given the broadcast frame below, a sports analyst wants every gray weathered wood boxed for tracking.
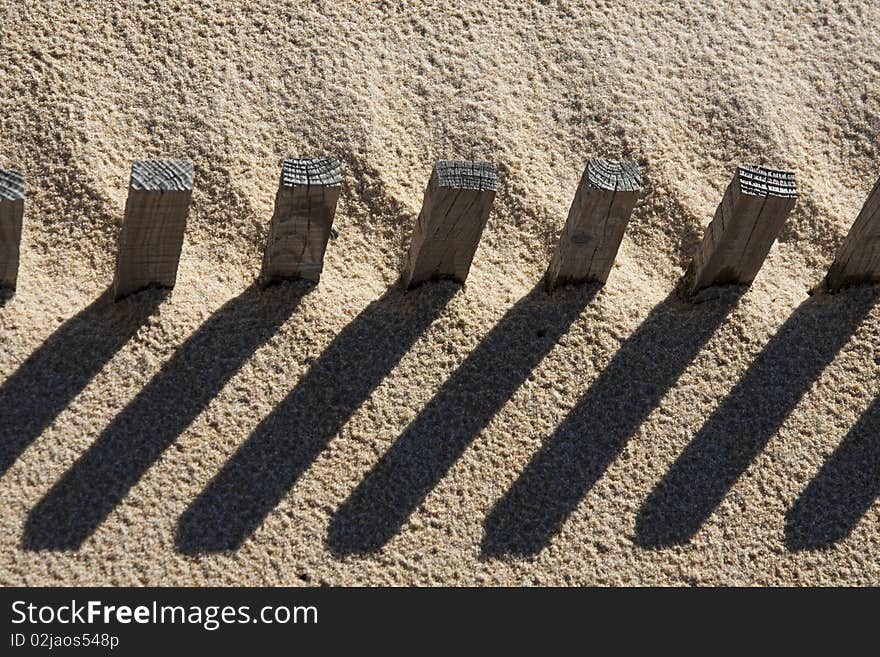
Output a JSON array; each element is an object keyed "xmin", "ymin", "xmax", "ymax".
[
  {"xmin": 113, "ymin": 159, "xmax": 194, "ymax": 300},
  {"xmin": 260, "ymin": 157, "xmax": 342, "ymax": 285},
  {"xmin": 823, "ymin": 176, "xmax": 880, "ymax": 291},
  {"xmin": 545, "ymin": 159, "xmax": 640, "ymax": 290},
  {"xmin": 0, "ymin": 169, "xmax": 25, "ymax": 291},
  {"xmin": 402, "ymin": 160, "xmax": 497, "ymax": 288},
  {"xmin": 686, "ymin": 165, "xmax": 796, "ymax": 294}
]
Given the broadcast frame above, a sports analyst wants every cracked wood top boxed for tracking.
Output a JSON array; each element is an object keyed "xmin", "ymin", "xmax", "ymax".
[
  {"xmin": 736, "ymin": 165, "xmax": 796, "ymax": 198},
  {"xmin": 0, "ymin": 169, "xmax": 25, "ymax": 201},
  {"xmin": 586, "ymin": 159, "xmax": 641, "ymax": 192},
  {"xmin": 130, "ymin": 160, "xmax": 194, "ymax": 192},
  {"xmin": 434, "ymin": 160, "xmax": 497, "ymax": 191},
  {"xmin": 281, "ymin": 158, "xmax": 343, "ymax": 187}
]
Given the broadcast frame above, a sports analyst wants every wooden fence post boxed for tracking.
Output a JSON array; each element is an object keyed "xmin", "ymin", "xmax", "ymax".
[
  {"xmin": 402, "ymin": 160, "xmax": 497, "ymax": 288},
  {"xmin": 260, "ymin": 157, "xmax": 342, "ymax": 285},
  {"xmin": 686, "ymin": 165, "xmax": 796, "ymax": 294},
  {"xmin": 0, "ymin": 169, "xmax": 25, "ymax": 291},
  {"xmin": 545, "ymin": 159, "xmax": 640, "ymax": 290},
  {"xmin": 824, "ymin": 176, "xmax": 880, "ymax": 291},
  {"xmin": 113, "ymin": 159, "xmax": 194, "ymax": 300}
]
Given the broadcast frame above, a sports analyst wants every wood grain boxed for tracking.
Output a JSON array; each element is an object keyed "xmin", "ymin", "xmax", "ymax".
[
  {"xmin": 0, "ymin": 169, "xmax": 25, "ymax": 291},
  {"xmin": 113, "ymin": 160, "xmax": 194, "ymax": 300},
  {"xmin": 687, "ymin": 165, "xmax": 796, "ymax": 294},
  {"xmin": 402, "ymin": 160, "xmax": 497, "ymax": 288},
  {"xmin": 545, "ymin": 159, "xmax": 641, "ymax": 290},
  {"xmin": 824, "ymin": 176, "xmax": 880, "ymax": 291},
  {"xmin": 260, "ymin": 157, "xmax": 342, "ymax": 285}
]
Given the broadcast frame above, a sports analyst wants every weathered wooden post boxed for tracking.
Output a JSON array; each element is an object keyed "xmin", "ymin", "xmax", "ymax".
[
  {"xmin": 402, "ymin": 160, "xmax": 497, "ymax": 288},
  {"xmin": 823, "ymin": 176, "xmax": 880, "ymax": 291},
  {"xmin": 260, "ymin": 157, "xmax": 342, "ymax": 285},
  {"xmin": 686, "ymin": 165, "xmax": 796, "ymax": 294},
  {"xmin": 545, "ymin": 159, "xmax": 641, "ymax": 290},
  {"xmin": 113, "ymin": 159, "xmax": 194, "ymax": 300},
  {"xmin": 0, "ymin": 168, "xmax": 25, "ymax": 292}
]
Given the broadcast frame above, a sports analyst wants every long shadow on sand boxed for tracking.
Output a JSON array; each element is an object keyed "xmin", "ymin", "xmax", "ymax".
[
  {"xmin": 785, "ymin": 393, "xmax": 880, "ymax": 551},
  {"xmin": 22, "ymin": 281, "xmax": 309, "ymax": 550},
  {"xmin": 174, "ymin": 282, "xmax": 456, "ymax": 553},
  {"xmin": 327, "ymin": 283, "xmax": 599, "ymax": 555},
  {"xmin": 0, "ymin": 288, "xmax": 162, "ymax": 478},
  {"xmin": 635, "ymin": 286, "xmax": 878, "ymax": 549},
  {"xmin": 481, "ymin": 287, "xmax": 742, "ymax": 558}
]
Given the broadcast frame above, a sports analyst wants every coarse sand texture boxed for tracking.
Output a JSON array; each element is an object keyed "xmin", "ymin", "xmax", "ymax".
[{"xmin": 1, "ymin": 2, "xmax": 880, "ymax": 585}]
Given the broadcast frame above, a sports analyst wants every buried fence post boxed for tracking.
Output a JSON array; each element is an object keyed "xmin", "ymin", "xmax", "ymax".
[
  {"xmin": 401, "ymin": 160, "xmax": 497, "ymax": 288},
  {"xmin": 823, "ymin": 176, "xmax": 880, "ymax": 292},
  {"xmin": 0, "ymin": 169, "xmax": 25, "ymax": 292},
  {"xmin": 260, "ymin": 157, "xmax": 342, "ymax": 286},
  {"xmin": 545, "ymin": 159, "xmax": 641, "ymax": 290},
  {"xmin": 685, "ymin": 165, "xmax": 796, "ymax": 295},
  {"xmin": 112, "ymin": 159, "xmax": 194, "ymax": 300}
]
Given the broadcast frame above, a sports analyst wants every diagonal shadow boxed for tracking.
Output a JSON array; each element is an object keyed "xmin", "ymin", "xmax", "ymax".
[
  {"xmin": 785, "ymin": 393, "xmax": 880, "ymax": 551},
  {"xmin": 22, "ymin": 280, "xmax": 309, "ymax": 550},
  {"xmin": 0, "ymin": 287, "xmax": 163, "ymax": 478},
  {"xmin": 174, "ymin": 282, "xmax": 457, "ymax": 554},
  {"xmin": 481, "ymin": 286, "xmax": 743, "ymax": 558},
  {"xmin": 636, "ymin": 286, "xmax": 878, "ymax": 549},
  {"xmin": 327, "ymin": 283, "xmax": 600, "ymax": 556}
]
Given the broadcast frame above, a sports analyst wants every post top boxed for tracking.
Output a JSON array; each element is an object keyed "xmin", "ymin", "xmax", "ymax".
[
  {"xmin": 0, "ymin": 169, "xmax": 25, "ymax": 201},
  {"xmin": 281, "ymin": 157, "xmax": 343, "ymax": 187},
  {"xmin": 130, "ymin": 160, "xmax": 194, "ymax": 192},
  {"xmin": 434, "ymin": 160, "xmax": 497, "ymax": 192},
  {"xmin": 737, "ymin": 165, "xmax": 796, "ymax": 198},
  {"xmin": 587, "ymin": 159, "xmax": 642, "ymax": 192}
]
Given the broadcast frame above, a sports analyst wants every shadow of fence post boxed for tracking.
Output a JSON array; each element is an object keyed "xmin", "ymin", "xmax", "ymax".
[
  {"xmin": 785, "ymin": 393, "xmax": 880, "ymax": 551},
  {"xmin": 635, "ymin": 287, "xmax": 878, "ymax": 549},
  {"xmin": 22, "ymin": 281, "xmax": 309, "ymax": 550},
  {"xmin": 481, "ymin": 287, "xmax": 742, "ymax": 558},
  {"xmin": 327, "ymin": 283, "xmax": 599, "ymax": 555},
  {"xmin": 174, "ymin": 283, "xmax": 457, "ymax": 553},
  {"xmin": 0, "ymin": 288, "xmax": 163, "ymax": 478}
]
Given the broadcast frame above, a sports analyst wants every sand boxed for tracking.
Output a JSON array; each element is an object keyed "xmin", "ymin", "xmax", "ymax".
[{"xmin": 1, "ymin": 1, "xmax": 879, "ymax": 586}]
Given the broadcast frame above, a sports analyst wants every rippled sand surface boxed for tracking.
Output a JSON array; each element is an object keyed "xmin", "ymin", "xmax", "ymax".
[{"xmin": 1, "ymin": 1, "xmax": 879, "ymax": 585}]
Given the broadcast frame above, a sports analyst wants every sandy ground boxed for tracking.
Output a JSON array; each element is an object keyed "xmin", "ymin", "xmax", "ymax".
[{"xmin": 1, "ymin": 1, "xmax": 879, "ymax": 586}]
